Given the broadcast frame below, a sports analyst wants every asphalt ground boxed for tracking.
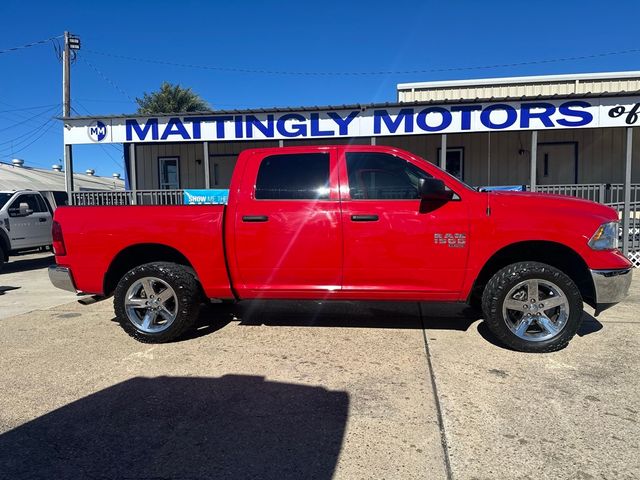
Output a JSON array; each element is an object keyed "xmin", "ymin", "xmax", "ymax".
[{"xmin": 0, "ymin": 252, "xmax": 638, "ymax": 479}]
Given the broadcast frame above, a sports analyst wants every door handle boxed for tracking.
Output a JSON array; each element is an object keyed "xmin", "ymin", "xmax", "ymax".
[
  {"xmin": 242, "ymin": 215, "xmax": 269, "ymax": 222},
  {"xmin": 39, "ymin": 218, "xmax": 47, "ymax": 223},
  {"xmin": 351, "ymin": 214, "xmax": 379, "ymax": 222}
]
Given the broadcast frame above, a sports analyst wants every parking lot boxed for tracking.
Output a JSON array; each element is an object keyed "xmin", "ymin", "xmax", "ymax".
[{"xmin": 0, "ymin": 252, "xmax": 638, "ymax": 479}]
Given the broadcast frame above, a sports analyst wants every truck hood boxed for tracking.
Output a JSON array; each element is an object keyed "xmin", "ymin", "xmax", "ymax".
[{"xmin": 487, "ymin": 191, "xmax": 619, "ymax": 224}]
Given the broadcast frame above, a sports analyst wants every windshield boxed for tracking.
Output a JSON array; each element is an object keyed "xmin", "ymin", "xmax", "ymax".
[{"xmin": 0, "ymin": 193, "xmax": 13, "ymax": 210}]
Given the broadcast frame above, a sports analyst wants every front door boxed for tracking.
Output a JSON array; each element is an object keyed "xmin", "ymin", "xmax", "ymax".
[
  {"xmin": 7, "ymin": 193, "xmax": 51, "ymax": 249},
  {"xmin": 536, "ymin": 143, "xmax": 577, "ymax": 185},
  {"xmin": 339, "ymin": 149, "xmax": 470, "ymax": 298},
  {"xmin": 232, "ymin": 149, "xmax": 342, "ymax": 294}
]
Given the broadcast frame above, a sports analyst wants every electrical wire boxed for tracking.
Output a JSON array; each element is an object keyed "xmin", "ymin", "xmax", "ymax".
[
  {"xmin": 0, "ymin": 35, "xmax": 63, "ymax": 55},
  {"xmin": 0, "ymin": 120, "xmax": 57, "ymax": 158},
  {"xmin": 0, "ymin": 103, "xmax": 60, "ymax": 113},
  {"xmin": 0, "ymin": 104, "xmax": 60, "ymax": 133},
  {"xmin": 0, "ymin": 118, "xmax": 57, "ymax": 149},
  {"xmin": 78, "ymin": 57, "xmax": 135, "ymax": 101},
  {"xmin": 84, "ymin": 46, "xmax": 640, "ymax": 76}
]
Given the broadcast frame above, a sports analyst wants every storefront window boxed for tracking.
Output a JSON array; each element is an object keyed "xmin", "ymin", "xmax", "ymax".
[{"xmin": 159, "ymin": 157, "xmax": 179, "ymax": 189}]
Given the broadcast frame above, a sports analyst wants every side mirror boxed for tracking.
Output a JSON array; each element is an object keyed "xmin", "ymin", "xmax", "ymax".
[
  {"xmin": 418, "ymin": 178, "xmax": 454, "ymax": 202},
  {"xmin": 19, "ymin": 202, "xmax": 32, "ymax": 216},
  {"xmin": 8, "ymin": 202, "xmax": 32, "ymax": 217}
]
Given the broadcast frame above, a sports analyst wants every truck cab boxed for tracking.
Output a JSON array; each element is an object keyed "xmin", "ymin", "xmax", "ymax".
[{"xmin": 0, "ymin": 190, "xmax": 58, "ymax": 270}]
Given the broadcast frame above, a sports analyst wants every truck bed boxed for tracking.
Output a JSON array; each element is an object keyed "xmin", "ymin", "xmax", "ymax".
[{"xmin": 54, "ymin": 206, "xmax": 233, "ymax": 298}]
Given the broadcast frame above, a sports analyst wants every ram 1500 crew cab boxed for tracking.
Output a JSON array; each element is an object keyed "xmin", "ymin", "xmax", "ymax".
[{"xmin": 49, "ymin": 146, "xmax": 632, "ymax": 352}]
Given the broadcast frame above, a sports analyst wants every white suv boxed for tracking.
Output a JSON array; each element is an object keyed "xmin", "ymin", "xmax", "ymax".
[{"xmin": 0, "ymin": 190, "xmax": 64, "ymax": 270}]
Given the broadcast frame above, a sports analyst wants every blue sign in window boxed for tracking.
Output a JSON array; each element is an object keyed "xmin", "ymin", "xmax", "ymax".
[{"xmin": 183, "ymin": 189, "xmax": 230, "ymax": 205}]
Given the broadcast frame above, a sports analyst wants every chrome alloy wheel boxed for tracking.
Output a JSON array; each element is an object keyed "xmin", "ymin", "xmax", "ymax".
[
  {"xmin": 501, "ymin": 278, "xmax": 570, "ymax": 342},
  {"xmin": 125, "ymin": 277, "xmax": 178, "ymax": 333}
]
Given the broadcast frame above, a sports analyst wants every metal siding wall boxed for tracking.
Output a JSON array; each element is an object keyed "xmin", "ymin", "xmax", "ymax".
[
  {"xmin": 399, "ymin": 78, "xmax": 640, "ymax": 103},
  {"xmin": 131, "ymin": 129, "xmax": 640, "ymax": 189}
]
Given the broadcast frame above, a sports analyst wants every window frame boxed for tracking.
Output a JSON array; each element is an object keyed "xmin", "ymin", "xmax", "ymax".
[
  {"xmin": 436, "ymin": 147, "xmax": 465, "ymax": 181},
  {"xmin": 8, "ymin": 193, "xmax": 47, "ymax": 216},
  {"xmin": 253, "ymin": 152, "xmax": 333, "ymax": 201},
  {"xmin": 344, "ymin": 151, "xmax": 435, "ymax": 202},
  {"xmin": 158, "ymin": 156, "xmax": 180, "ymax": 190}
]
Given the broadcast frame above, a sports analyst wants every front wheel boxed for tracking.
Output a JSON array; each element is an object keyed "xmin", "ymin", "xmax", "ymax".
[
  {"xmin": 114, "ymin": 262, "xmax": 202, "ymax": 343},
  {"xmin": 481, "ymin": 261, "xmax": 583, "ymax": 353}
]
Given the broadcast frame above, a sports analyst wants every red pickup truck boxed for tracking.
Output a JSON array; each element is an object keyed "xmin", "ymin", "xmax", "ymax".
[{"xmin": 49, "ymin": 145, "xmax": 632, "ymax": 352}]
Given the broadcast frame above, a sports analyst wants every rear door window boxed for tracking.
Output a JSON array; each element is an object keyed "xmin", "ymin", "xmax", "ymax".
[{"xmin": 255, "ymin": 153, "xmax": 330, "ymax": 200}]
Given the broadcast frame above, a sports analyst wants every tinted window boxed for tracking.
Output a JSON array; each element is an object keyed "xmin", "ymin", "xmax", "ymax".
[
  {"xmin": 346, "ymin": 152, "xmax": 432, "ymax": 200},
  {"xmin": 52, "ymin": 191, "xmax": 69, "ymax": 207},
  {"xmin": 10, "ymin": 194, "xmax": 47, "ymax": 213},
  {"xmin": 0, "ymin": 193, "xmax": 12, "ymax": 210},
  {"xmin": 255, "ymin": 153, "xmax": 330, "ymax": 200}
]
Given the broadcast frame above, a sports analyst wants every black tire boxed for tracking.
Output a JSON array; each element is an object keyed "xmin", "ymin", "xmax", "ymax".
[
  {"xmin": 114, "ymin": 262, "xmax": 202, "ymax": 343},
  {"xmin": 481, "ymin": 261, "xmax": 583, "ymax": 353},
  {"xmin": 0, "ymin": 247, "xmax": 5, "ymax": 273}
]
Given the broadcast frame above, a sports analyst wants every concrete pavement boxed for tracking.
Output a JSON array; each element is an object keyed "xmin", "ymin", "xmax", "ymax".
[
  {"xmin": 0, "ymin": 252, "xmax": 79, "ymax": 319},
  {"xmin": 0, "ymin": 259, "xmax": 638, "ymax": 479}
]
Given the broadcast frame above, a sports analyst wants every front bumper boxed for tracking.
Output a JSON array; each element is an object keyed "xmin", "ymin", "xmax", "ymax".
[
  {"xmin": 590, "ymin": 268, "xmax": 633, "ymax": 315},
  {"xmin": 48, "ymin": 265, "xmax": 77, "ymax": 293}
]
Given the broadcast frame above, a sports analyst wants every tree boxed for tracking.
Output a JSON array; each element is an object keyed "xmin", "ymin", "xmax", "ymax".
[{"xmin": 136, "ymin": 82, "xmax": 210, "ymax": 114}]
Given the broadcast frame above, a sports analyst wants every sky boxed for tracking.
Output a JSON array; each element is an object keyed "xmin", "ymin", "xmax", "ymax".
[{"xmin": 1, "ymin": 0, "xmax": 640, "ymax": 177}]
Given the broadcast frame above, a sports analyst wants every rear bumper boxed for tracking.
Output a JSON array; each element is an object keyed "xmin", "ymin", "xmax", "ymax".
[
  {"xmin": 48, "ymin": 265, "xmax": 77, "ymax": 293},
  {"xmin": 590, "ymin": 268, "xmax": 633, "ymax": 314}
]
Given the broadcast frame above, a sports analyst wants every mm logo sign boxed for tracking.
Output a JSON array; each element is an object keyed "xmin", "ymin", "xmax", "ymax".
[{"xmin": 88, "ymin": 121, "xmax": 107, "ymax": 142}]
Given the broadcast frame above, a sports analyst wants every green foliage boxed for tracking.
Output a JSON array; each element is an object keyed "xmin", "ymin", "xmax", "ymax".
[{"xmin": 135, "ymin": 82, "xmax": 210, "ymax": 114}]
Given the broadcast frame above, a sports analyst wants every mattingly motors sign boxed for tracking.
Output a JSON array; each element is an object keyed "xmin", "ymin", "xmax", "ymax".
[{"xmin": 64, "ymin": 96, "xmax": 640, "ymax": 145}]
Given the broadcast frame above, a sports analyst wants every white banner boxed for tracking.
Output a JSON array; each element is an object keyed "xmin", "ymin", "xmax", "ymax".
[{"xmin": 63, "ymin": 96, "xmax": 640, "ymax": 145}]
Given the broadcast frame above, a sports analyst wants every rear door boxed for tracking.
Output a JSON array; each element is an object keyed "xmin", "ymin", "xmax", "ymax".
[
  {"xmin": 338, "ymin": 148, "xmax": 470, "ymax": 298},
  {"xmin": 231, "ymin": 148, "xmax": 342, "ymax": 294}
]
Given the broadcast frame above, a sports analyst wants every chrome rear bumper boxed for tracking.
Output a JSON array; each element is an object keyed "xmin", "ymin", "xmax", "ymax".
[
  {"xmin": 48, "ymin": 265, "xmax": 77, "ymax": 293},
  {"xmin": 590, "ymin": 268, "xmax": 632, "ymax": 314}
]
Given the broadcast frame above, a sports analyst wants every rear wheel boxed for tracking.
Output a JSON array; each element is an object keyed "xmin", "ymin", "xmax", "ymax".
[
  {"xmin": 0, "ymin": 247, "xmax": 5, "ymax": 272},
  {"xmin": 114, "ymin": 262, "xmax": 202, "ymax": 343},
  {"xmin": 481, "ymin": 261, "xmax": 583, "ymax": 353}
]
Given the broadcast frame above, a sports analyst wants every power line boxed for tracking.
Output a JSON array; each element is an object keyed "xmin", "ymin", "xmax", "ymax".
[
  {"xmin": 0, "ymin": 35, "xmax": 63, "ymax": 55},
  {"xmin": 0, "ymin": 120, "xmax": 57, "ymax": 158},
  {"xmin": 84, "ymin": 46, "xmax": 640, "ymax": 76},
  {"xmin": 0, "ymin": 118, "xmax": 57, "ymax": 149},
  {"xmin": 79, "ymin": 57, "xmax": 135, "ymax": 101},
  {"xmin": 0, "ymin": 103, "xmax": 60, "ymax": 113},
  {"xmin": 0, "ymin": 104, "xmax": 60, "ymax": 133}
]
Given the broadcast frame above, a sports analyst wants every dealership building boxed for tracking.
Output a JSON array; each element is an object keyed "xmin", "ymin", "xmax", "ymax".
[{"xmin": 62, "ymin": 70, "xmax": 640, "ymax": 260}]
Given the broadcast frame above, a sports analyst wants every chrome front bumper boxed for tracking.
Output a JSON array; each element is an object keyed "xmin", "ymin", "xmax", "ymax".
[
  {"xmin": 48, "ymin": 265, "xmax": 77, "ymax": 293},
  {"xmin": 590, "ymin": 268, "xmax": 633, "ymax": 308}
]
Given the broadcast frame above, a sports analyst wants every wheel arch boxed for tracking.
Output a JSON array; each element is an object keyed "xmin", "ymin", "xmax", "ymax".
[
  {"xmin": 103, "ymin": 243, "xmax": 196, "ymax": 297},
  {"xmin": 471, "ymin": 240, "xmax": 595, "ymax": 308},
  {"xmin": 0, "ymin": 228, "xmax": 10, "ymax": 256}
]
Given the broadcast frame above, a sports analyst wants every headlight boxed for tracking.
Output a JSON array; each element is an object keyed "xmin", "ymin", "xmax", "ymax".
[{"xmin": 588, "ymin": 221, "xmax": 619, "ymax": 250}]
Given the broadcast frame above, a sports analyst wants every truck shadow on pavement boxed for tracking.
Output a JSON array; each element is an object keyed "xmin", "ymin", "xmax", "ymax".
[
  {"xmin": 0, "ymin": 254, "xmax": 54, "ymax": 274},
  {"xmin": 0, "ymin": 375, "xmax": 349, "ymax": 480},
  {"xmin": 190, "ymin": 300, "xmax": 603, "ymax": 350}
]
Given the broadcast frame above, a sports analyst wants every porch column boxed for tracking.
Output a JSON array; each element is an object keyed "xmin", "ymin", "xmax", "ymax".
[
  {"xmin": 530, "ymin": 131, "xmax": 538, "ymax": 192},
  {"xmin": 622, "ymin": 127, "xmax": 633, "ymax": 256},
  {"xmin": 440, "ymin": 134, "xmax": 447, "ymax": 171},
  {"xmin": 64, "ymin": 144, "xmax": 74, "ymax": 205},
  {"xmin": 129, "ymin": 143, "xmax": 137, "ymax": 205},
  {"xmin": 203, "ymin": 141, "xmax": 211, "ymax": 188}
]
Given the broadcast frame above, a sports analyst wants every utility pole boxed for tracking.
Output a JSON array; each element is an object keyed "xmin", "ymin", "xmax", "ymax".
[{"xmin": 62, "ymin": 31, "xmax": 80, "ymax": 203}]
